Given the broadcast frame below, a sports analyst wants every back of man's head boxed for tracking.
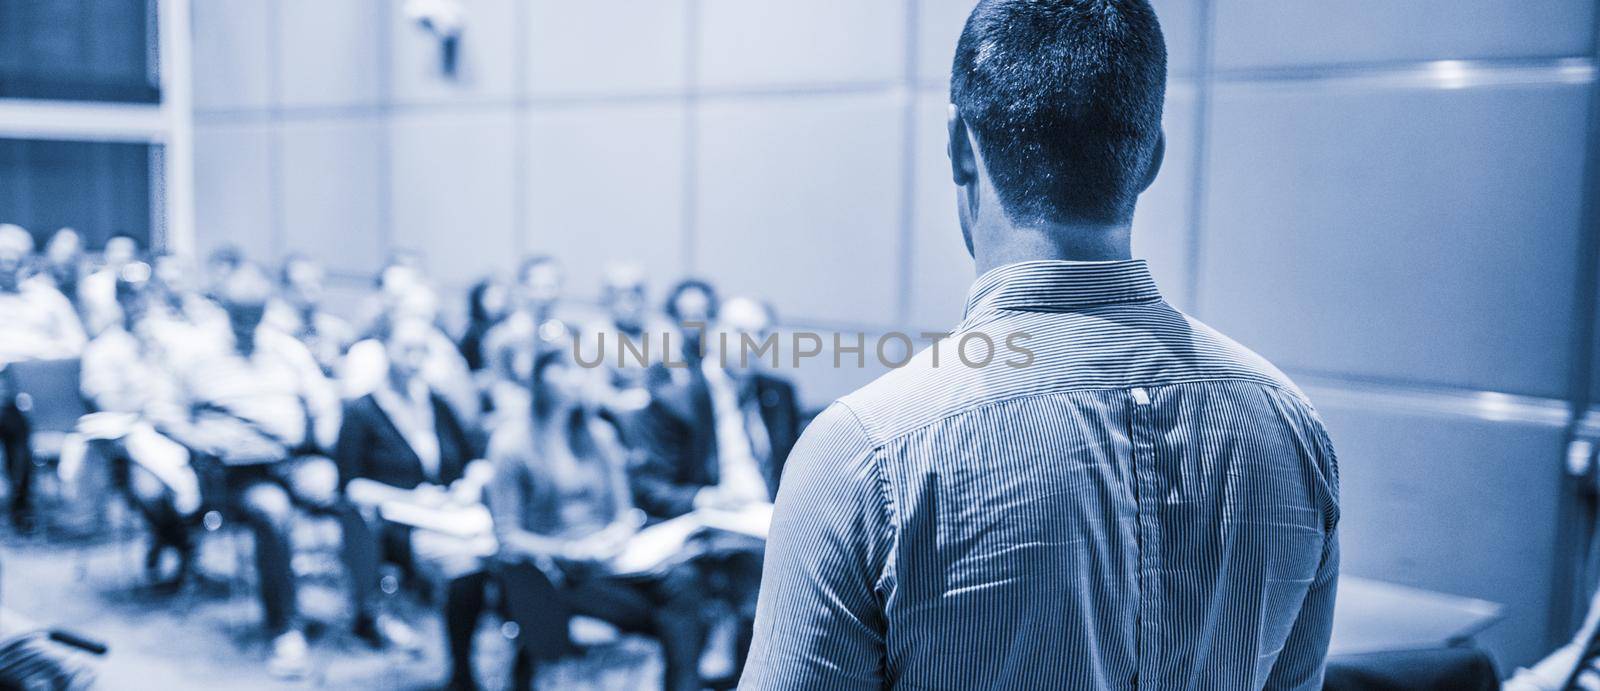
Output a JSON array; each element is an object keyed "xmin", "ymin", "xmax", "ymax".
[{"xmin": 952, "ymin": 0, "xmax": 1166, "ymax": 226}]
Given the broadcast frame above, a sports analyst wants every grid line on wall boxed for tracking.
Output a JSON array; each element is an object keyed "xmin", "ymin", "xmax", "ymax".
[
  {"xmin": 1182, "ymin": 0, "xmax": 1216, "ymax": 316},
  {"xmin": 896, "ymin": 0, "xmax": 920, "ymax": 324},
  {"xmin": 511, "ymin": 0, "xmax": 530, "ymax": 260},
  {"xmin": 265, "ymin": 0, "xmax": 285, "ymax": 261},
  {"xmin": 681, "ymin": 0, "xmax": 702, "ymax": 275},
  {"xmin": 375, "ymin": 0, "xmax": 395, "ymax": 263}
]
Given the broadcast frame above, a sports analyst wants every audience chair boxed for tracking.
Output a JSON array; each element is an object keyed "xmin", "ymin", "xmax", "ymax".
[
  {"xmin": 8, "ymin": 359, "xmax": 91, "ymax": 534},
  {"xmin": 1324, "ymin": 646, "xmax": 1501, "ymax": 691}
]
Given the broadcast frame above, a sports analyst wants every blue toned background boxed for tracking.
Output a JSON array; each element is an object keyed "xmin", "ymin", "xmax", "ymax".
[{"xmin": 3, "ymin": 0, "xmax": 1597, "ymax": 673}]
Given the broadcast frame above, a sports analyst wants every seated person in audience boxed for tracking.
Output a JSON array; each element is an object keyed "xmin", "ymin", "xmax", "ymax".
[
  {"xmin": 78, "ymin": 233, "xmax": 142, "ymax": 337},
  {"xmin": 146, "ymin": 252, "xmax": 230, "ymax": 347},
  {"xmin": 632, "ymin": 296, "xmax": 803, "ymax": 680},
  {"xmin": 634, "ymin": 296, "xmax": 801, "ymax": 515},
  {"xmin": 147, "ymin": 264, "xmax": 343, "ymax": 679},
  {"xmin": 0, "ymin": 224, "xmax": 88, "ymax": 532},
  {"xmin": 481, "ymin": 255, "xmax": 565, "ymax": 421},
  {"xmin": 333, "ymin": 316, "xmax": 487, "ymax": 649},
  {"xmin": 78, "ymin": 262, "xmax": 202, "ymax": 583},
  {"xmin": 30, "ymin": 227, "xmax": 84, "ymax": 314},
  {"xmin": 200, "ymin": 244, "xmax": 243, "ymax": 304},
  {"xmin": 445, "ymin": 343, "xmax": 707, "ymax": 691},
  {"xmin": 587, "ymin": 263, "xmax": 673, "ymax": 416},
  {"xmin": 457, "ymin": 277, "xmax": 510, "ymax": 374},
  {"xmin": 344, "ymin": 280, "xmax": 480, "ymax": 430},
  {"xmin": 353, "ymin": 251, "xmax": 427, "ymax": 339},
  {"xmin": 265, "ymin": 254, "xmax": 355, "ymax": 377},
  {"xmin": 662, "ymin": 278, "xmax": 718, "ymax": 372}
]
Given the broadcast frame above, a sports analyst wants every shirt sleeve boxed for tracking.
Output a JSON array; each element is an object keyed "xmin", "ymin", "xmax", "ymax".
[
  {"xmin": 1266, "ymin": 417, "xmax": 1341, "ymax": 690},
  {"xmin": 741, "ymin": 402, "xmax": 892, "ymax": 691},
  {"xmin": 275, "ymin": 332, "xmax": 342, "ymax": 451},
  {"xmin": 1265, "ymin": 527, "xmax": 1339, "ymax": 690}
]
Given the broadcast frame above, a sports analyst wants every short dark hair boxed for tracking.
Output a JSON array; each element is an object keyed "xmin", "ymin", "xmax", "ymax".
[
  {"xmin": 951, "ymin": 0, "xmax": 1166, "ymax": 225},
  {"xmin": 663, "ymin": 277, "xmax": 719, "ymax": 322}
]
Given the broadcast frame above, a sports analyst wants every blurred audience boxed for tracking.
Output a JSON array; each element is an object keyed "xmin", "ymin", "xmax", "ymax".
[
  {"xmin": 32, "ymin": 228, "xmax": 84, "ymax": 312},
  {"xmin": 482, "ymin": 255, "xmax": 565, "ymax": 422},
  {"xmin": 632, "ymin": 295, "xmax": 802, "ymax": 681},
  {"xmin": 449, "ymin": 342, "xmax": 707, "ymax": 691},
  {"xmin": 663, "ymin": 277, "xmax": 718, "ymax": 372},
  {"xmin": 0, "ymin": 224, "xmax": 87, "ymax": 531},
  {"xmin": 0, "ymin": 223, "xmax": 810, "ymax": 688},
  {"xmin": 149, "ymin": 263, "xmax": 343, "ymax": 678},
  {"xmin": 78, "ymin": 262, "xmax": 201, "ymax": 582},
  {"xmin": 458, "ymin": 277, "xmax": 509, "ymax": 374},
  {"xmin": 79, "ymin": 234, "xmax": 141, "ymax": 337},
  {"xmin": 590, "ymin": 263, "xmax": 673, "ymax": 417},
  {"xmin": 266, "ymin": 254, "xmax": 356, "ymax": 376},
  {"xmin": 335, "ymin": 316, "xmax": 488, "ymax": 653}
]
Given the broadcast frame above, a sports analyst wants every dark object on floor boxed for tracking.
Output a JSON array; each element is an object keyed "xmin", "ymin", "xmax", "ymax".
[
  {"xmin": 1324, "ymin": 646, "xmax": 1500, "ymax": 691},
  {"xmin": 0, "ymin": 628, "xmax": 106, "ymax": 691}
]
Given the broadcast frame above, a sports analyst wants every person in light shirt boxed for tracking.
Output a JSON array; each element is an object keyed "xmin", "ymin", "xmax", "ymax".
[
  {"xmin": 78, "ymin": 233, "xmax": 141, "ymax": 337},
  {"xmin": 0, "ymin": 224, "xmax": 87, "ymax": 531},
  {"xmin": 77, "ymin": 261, "xmax": 203, "ymax": 584},
  {"xmin": 480, "ymin": 255, "xmax": 565, "ymax": 424},
  {"xmin": 149, "ymin": 263, "xmax": 343, "ymax": 679},
  {"xmin": 30, "ymin": 227, "xmax": 85, "ymax": 313},
  {"xmin": 265, "ymin": 254, "xmax": 355, "ymax": 377}
]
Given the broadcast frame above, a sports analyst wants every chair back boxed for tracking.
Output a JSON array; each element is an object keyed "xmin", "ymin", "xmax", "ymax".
[{"xmin": 7, "ymin": 359, "xmax": 89, "ymax": 434}]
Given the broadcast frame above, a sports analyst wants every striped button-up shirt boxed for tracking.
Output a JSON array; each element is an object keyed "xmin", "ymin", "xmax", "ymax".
[{"xmin": 743, "ymin": 260, "xmax": 1340, "ymax": 691}]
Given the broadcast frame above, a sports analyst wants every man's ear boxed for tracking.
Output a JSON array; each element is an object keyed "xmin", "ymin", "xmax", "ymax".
[
  {"xmin": 1139, "ymin": 132, "xmax": 1166, "ymax": 193},
  {"xmin": 948, "ymin": 105, "xmax": 978, "ymax": 187}
]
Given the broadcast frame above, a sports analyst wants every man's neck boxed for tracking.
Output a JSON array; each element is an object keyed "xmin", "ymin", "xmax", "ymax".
[{"xmin": 971, "ymin": 221, "xmax": 1132, "ymax": 275}]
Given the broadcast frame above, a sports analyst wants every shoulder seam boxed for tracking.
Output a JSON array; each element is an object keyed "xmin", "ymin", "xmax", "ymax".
[{"xmin": 865, "ymin": 375, "xmax": 1301, "ymax": 446}]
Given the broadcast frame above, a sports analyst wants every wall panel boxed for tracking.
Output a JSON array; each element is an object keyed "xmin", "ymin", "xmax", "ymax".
[
  {"xmin": 388, "ymin": 111, "xmax": 518, "ymax": 288},
  {"xmin": 524, "ymin": 104, "xmax": 688, "ymax": 300},
  {"xmin": 1315, "ymin": 392, "xmax": 1568, "ymax": 667},
  {"xmin": 695, "ymin": 93, "xmax": 905, "ymax": 326},
  {"xmin": 193, "ymin": 123, "xmax": 277, "ymax": 261},
  {"xmin": 279, "ymin": 118, "xmax": 386, "ymax": 275},
  {"xmin": 1214, "ymin": 0, "xmax": 1595, "ymax": 70},
  {"xmin": 276, "ymin": 0, "xmax": 382, "ymax": 109},
  {"xmin": 1200, "ymin": 81, "xmax": 1590, "ymax": 398},
  {"xmin": 698, "ymin": 0, "xmax": 906, "ymax": 89},
  {"xmin": 525, "ymin": 0, "xmax": 689, "ymax": 97},
  {"xmin": 190, "ymin": 0, "xmax": 273, "ymax": 111}
]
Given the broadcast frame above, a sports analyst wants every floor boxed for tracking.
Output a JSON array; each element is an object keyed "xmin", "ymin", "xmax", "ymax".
[{"xmin": 0, "ymin": 504, "xmax": 661, "ymax": 690}]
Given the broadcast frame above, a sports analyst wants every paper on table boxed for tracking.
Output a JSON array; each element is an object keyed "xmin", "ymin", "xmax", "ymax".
[
  {"xmin": 380, "ymin": 501, "xmax": 494, "ymax": 539},
  {"xmin": 608, "ymin": 502, "xmax": 776, "ymax": 576},
  {"xmin": 697, "ymin": 502, "xmax": 774, "ymax": 540},
  {"xmin": 610, "ymin": 514, "xmax": 703, "ymax": 576}
]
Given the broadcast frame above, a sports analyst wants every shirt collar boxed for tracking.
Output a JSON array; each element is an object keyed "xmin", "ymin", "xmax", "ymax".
[{"xmin": 961, "ymin": 259, "xmax": 1162, "ymax": 322}]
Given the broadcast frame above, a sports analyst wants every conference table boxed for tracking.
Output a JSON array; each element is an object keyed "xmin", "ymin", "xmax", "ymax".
[
  {"xmin": 1330, "ymin": 575, "xmax": 1503, "ymax": 654},
  {"xmin": 1327, "ymin": 576, "xmax": 1504, "ymax": 689}
]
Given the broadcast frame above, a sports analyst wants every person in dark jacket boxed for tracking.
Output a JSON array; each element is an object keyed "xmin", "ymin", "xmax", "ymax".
[
  {"xmin": 630, "ymin": 296, "xmax": 803, "ymax": 681},
  {"xmin": 334, "ymin": 316, "xmax": 486, "ymax": 650}
]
